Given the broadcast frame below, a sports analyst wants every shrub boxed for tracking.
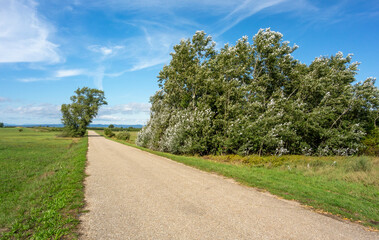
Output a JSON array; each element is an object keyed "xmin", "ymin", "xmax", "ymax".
[
  {"xmin": 362, "ymin": 128, "xmax": 379, "ymax": 156},
  {"xmin": 18, "ymin": 128, "xmax": 23, "ymax": 132},
  {"xmin": 115, "ymin": 131, "xmax": 130, "ymax": 141},
  {"xmin": 104, "ymin": 128, "xmax": 115, "ymax": 137}
]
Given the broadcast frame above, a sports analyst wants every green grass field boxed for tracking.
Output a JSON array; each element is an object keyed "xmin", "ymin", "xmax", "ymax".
[
  {"xmin": 0, "ymin": 128, "xmax": 87, "ymax": 239},
  {"xmin": 96, "ymin": 130, "xmax": 379, "ymax": 230}
]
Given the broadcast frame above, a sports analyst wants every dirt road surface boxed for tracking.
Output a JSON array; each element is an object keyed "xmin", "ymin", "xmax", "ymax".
[{"xmin": 80, "ymin": 131, "xmax": 378, "ymax": 239}]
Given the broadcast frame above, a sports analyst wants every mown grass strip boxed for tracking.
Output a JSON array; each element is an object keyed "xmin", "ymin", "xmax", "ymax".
[
  {"xmin": 96, "ymin": 130, "xmax": 379, "ymax": 230},
  {"xmin": 0, "ymin": 128, "xmax": 87, "ymax": 239}
]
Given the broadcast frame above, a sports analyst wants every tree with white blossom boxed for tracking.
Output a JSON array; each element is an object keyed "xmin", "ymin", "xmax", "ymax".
[{"xmin": 137, "ymin": 29, "xmax": 379, "ymax": 156}]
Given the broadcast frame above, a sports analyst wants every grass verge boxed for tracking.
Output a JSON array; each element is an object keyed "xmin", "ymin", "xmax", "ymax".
[
  {"xmin": 0, "ymin": 128, "xmax": 87, "ymax": 239},
  {"xmin": 95, "ymin": 130, "xmax": 379, "ymax": 230}
]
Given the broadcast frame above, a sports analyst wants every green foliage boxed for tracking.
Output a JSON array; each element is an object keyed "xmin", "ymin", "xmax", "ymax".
[
  {"xmin": 96, "ymin": 130, "xmax": 139, "ymax": 144},
  {"xmin": 362, "ymin": 128, "xmax": 379, "ymax": 155},
  {"xmin": 108, "ymin": 124, "xmax": 115, "ymax": 128},
  {"xmin": 104, "ymin": 128, "xmax": 115, "ymax": 137},
  {"xmin": 137, "ymin": 29, "xmax": 379, "ymax": 156},
  {"xmin": 18, "ymin": 128, "xmax": 23, "ymax": 132},
  {"xmin": 0, "ymin": 122, "xmax": 3, "ymax": 128},
  {"xmin": 115, "ymin": 131, "xmax": 130, "ymax": 141},
  {"xmin": 61, "ymin": 87, "xmax": 107, "ymax": 137}
]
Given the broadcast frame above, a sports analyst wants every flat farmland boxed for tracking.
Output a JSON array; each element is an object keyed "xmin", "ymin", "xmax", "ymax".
[{"xmin": 0, "ymin": 128, "xmax": 87, "ymax": 239}]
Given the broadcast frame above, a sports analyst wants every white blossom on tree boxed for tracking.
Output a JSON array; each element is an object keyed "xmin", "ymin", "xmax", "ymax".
[{"xmin": 137, "ymin": 29, "xmax": 379, "ymax": 156}]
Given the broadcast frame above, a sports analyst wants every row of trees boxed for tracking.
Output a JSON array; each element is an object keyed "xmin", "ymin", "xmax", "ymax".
[{"xmin": 137, "ymin": 29, "xmax": 379, "ymax": 156}]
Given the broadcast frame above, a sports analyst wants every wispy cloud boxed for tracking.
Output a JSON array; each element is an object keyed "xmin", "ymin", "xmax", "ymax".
[
  {"xmin": 95, "ymin": 103, "xmax": 151, "ymax": 124},
  {"xmin": 120, "ymin": 27, "xmax": 186, "ymax": 72},
  {"xmin": 19, "ymin": 77, "xmax": 56, "ymax": 83},
  {"xmin": 94, "ymin": 115, "xmax": 148, "ymax": 125},
  {"xmin": 0, "ymin": 0, "xmax": 61, "ymax": 63},
  {"xmin": 129, "ymin": 57, "xmax": 170, "ymax": 72},
  {"xmin": 55, "ymin": 69, "xmax": 86, "ymax": 78},
  {"xmin": 92, "ymin": 67, "xmax": 104, "ymax": 90},
  {"xmin": 0, "ymin": 101, "xmax": 150, "ymax": 125},
  {"xmin": 87, "ymin": 26, "xmax": 185, "ymax": 79},
  {"xmin": 87, "ymin": 44, "xmax": 128, "ymax": 88},
  {"xmin": 0, "ymin": 97, "xmax": 11, "ymax": 103},
  {"xmin": 94, "ymin": 102, "xmax": 151, "ymax": 124},
  {"xmin": 100, "ymin": 103, "xmax": 151, "ymax": 115},
  {"xmin": 86, "ymin": 0, "xmax": 240, "ymax": 12},
  {"xmin": 76, "ymin": 0, "xmax": 316, "ymax": 74},
  {"xmin": 0, "ymin": 102, "xmax": 62, "ymax": 124},
  {"xmin": 84, "ymin": 0, "xmax": 314, "ymax": 36},
  {"xmin": 18, "ymin": 69, "xmax": 86, "ymax": 82},
  {"xmin": 1, "ymin": 103, "xmax": 60, "ymax": 118},
  {"xmin": 216, "ymin": 0, "xmax": 289, "ymax": 35},
  {"xmin": 141, "ymin": 27, "xmax": 153, "ymax": 48},
  {"xmin": 88, "ymin": 45, "xmax": 124, "ymax": 57}
]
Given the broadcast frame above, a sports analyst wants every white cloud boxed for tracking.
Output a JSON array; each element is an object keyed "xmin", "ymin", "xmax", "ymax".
[
  {"xmin": 95, "ymin": 103, "xmax": 151, "ymax": 124},
  {"xmin": 87, "ymin": 45, "xmax": 125, "ymax": 87},
  {"xmin": 12, "ymin": 104, "xmax": 60, "ymax": 117},
  {"xmin": 94, "ymin": 115, "xmax": 148, "ymax": 125},
  {"xmin": 101, "ymin": 48, "xmax": 112, "ymax": 55},
  {"xmin": 100, "ymin": 103, "xmax": 151, "ymax": 115},
  {"xmin": 86, "ymin": 0, "xmax": 314, "ymax": 37},
  {"xmin": 55, "ymin": 69, "xmax": 85, "ymax": 78},
  {"xmin": 0, "ymin": 0, "xmax": 61, "ymax": 63},
  {"xmin": 78, "ymin": 0, "xmax": 314, "ymax": 76},
  {"xmin": 18, "ymin": 77, "xmax": 55, "ymax": 82},
  {"xmin": 217, "ymin": 0, "xmax": 288, "ymax": 35},
  {"xmin": 0, "ymin": 97, "xmax": 10, "ymax": 102},
  {"xmin": 94, "ymin": 116, "xmax": 147, "ymax": 125},
  {"xmin": 17, "ymin": 69, "xmax": 86, "ymax": 82},
  {"xmin": 95, "ymin": 115, "xmax": 122, "ymax": 121},
  {"xmin": 87, "ymin": 27, "xmax": 182, "ymax": 75},
  {"xmin": 129, "ymin": 57, "xmax": 170, "ymax": 72},
  {"xmin": 17, "ymin": 66, "xmax": 104, "ymax": 89},
  {"xmin": 0, "ymin": 103, "xmax": 62, "ymax": 124},
  {"xmin": 88, "ymin": 45, "xmax": 124, "ymax": 56},
  {"xmin": 87, "ymin": 0, "xmax": 242, "ymax": 12},
  {"xmin": 5, "ymin": 102, "xmax": 148, "ymax": 121},
  {"xmin": 0, "ymin": 102, "xmax": 151, "ymax": 125},
  {"xmin": 94, "ymin": 116, "xmax": 148, "ymax": 125},
  {"xmin": 121, "ymin": 28, "xmax": 185, "ymax": 72},
  {"xmin": 92, "ymin": 67, "xmax": 104, "ymax": 90}
]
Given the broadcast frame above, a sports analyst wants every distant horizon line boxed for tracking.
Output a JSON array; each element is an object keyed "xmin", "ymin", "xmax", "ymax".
[{"xmin": 2, "ymin": 123, "xmax": 144, "ymax": 128}]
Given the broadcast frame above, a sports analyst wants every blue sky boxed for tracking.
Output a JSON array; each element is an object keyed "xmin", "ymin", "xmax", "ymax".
[{"xmin": 1, "ymin": 0, "xmax": 378, "ymax": 125}]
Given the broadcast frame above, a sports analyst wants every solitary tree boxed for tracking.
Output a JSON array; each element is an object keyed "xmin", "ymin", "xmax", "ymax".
[
  {"xmin": 108, "ymin": 124, "xmax": 115, "ymax": 129},
  {"xmin": 0, "ymin": 122, "xmax": 4, "ymax": 128},
  {"xmin": 61, "ymin": 87, "xmax": 107, "ymax": 137}
]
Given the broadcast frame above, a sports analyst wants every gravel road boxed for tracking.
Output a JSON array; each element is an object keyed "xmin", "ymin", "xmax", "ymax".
[{"xmin": 79, "ymin": 131, "xmax": 378, "ymax": 239}]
